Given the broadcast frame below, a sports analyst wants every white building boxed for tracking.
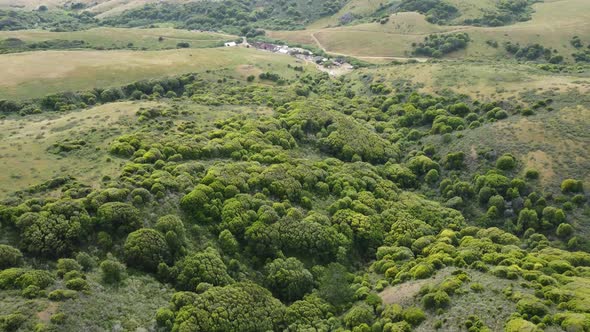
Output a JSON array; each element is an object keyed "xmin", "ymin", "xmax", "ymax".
[{"xmin": 224, "ymin": 42, "xmax": 237, "ymax": 47}]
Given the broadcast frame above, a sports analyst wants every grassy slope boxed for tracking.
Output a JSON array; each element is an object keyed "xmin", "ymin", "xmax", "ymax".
[
  {"xmin": 88, "ymin": 0, "xmax": 193, "ymax": 18},
  {"xmin": 269, "ymin": 0, "xmax": 590, "ymax": 61},
  {"xmin": 0, "ymin": 28, "xmax": 236, "ymax": 50},
  {"xmin": 0, "ymin": 272, "xmax": 173, "ymax": 331},
  {"xmin": 269, "ymin": 12, "xmax": 446, "ymax": 58},
  {"xmin": 354, "ymin": 59, "xmax": 590, "ymax": 197},
  {"xmin": 306, "ymin": 0, "xmax": 386, "ymax": 29},
  {"xmin": 0, "ymin": 0, "xmax": 190, "ymax": 15},
  {"xmin": 0, "ymin": 99, "xmax": 273, "ymax": 199},
  {"xmin": 0, "ymin": 47, "xmax": 315, "ymax": 100},
  {"xmin": 352, "ymin": 61, "xmax": 590, "ymax": 100},
  {"xmin": 0, "ymin": 0, "xmax": 64, "ymax": 9},
  {"xmin": 455, "ymin": 0, "xmax": 590, "ymax": 60},
  {"xmin": 421, "ymin": 106, "xmax": 590, "ymax": 191},
  {"xmin": 444, "ymin": 0, "xmax": 497, "ymax": 24},
  {"xmin": 379, "ymin": 267, "xmax": 535, "ymax": 332},
  {"xmin": 0, "ymin": 101, "xmax": 148, "ymax": 198}
]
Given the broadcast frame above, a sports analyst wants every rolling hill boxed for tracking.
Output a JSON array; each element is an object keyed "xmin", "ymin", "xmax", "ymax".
[{"xmin": 0, "ymin": 1, "xmax": 589, "ymax": 332}]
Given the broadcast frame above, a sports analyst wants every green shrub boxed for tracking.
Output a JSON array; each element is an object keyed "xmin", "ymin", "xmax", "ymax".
[
  {"xmin": 344, "ymin": 303, "xmax": 374, "ymax": 328},
  {"xmin": 556, "ymin": 223, "xmax": 574, "ymax": 239},
  {"xmin": 50, "ymin": 312, "xmax": 66, "ymax": 325},
  {"xmin": 525, "ymin": 169, "xmax": 539, "ymax": 180},
  {"xmin": 548, "ymin": 260, "xmax": 573, "ymax": 273},
  {"xmin": 56, "ymin": 258, "xmax": 82, "ymax": 278},
  {"xmin": 410, "ymin": 263, "xmax": 434, "ymax": 279},
  {"xmin": 174, "ymin": 247, "xmax": 232, "ymax": 290},
  {"xmin": 16, "ymin": 270, "xmax": 54, "ymax": 289},
  {"xmin": 99, "ymin": 257, "xmax": 126, "ymax": 284},
  {"xmin": 0, "ymin": 245, "xmax": 23, "ymax": 269},
  {"xmin": 264, "ymin": 257, "xmax": 314, "ymax": 302},
  {"xmin": 96, "ymin": 202, "xmax": 141, "ymax": 235},
  {"xmin": 496, "ymin": 154, "xmax": 516, "ymax": 170},
  {"xmin": 65, "ymin": 278, "xmax": 89, "ymax": 291},
  {"xmin": 124, "ymin": 228, "xmax": 171, "ymax": 272},
  {"xmin": 572, "ymin": 194, "xmax": 586, "ymax": 205},
  {"xmin": 470, "ymin": 282, "xmax": 484, "ymax": 292},
  {"xmin": 21, "ymin": 282, "xmax": 41, "ymax": 297},
  {"xmin": 553, "ymin": 312, "xmax": 590, "ymax": 331},
  {"xmin": 425, "ymin": 169, "xmax": 440, "ymax": 184},
  {"xmin": 439, "ymin": 277, "xmax": 464, "ymax": 295},
  {"xmin": 75, "ymin": 252, "xmax": 96, "ymax": 272},
  {"xmin": 218, "ymin": 229, "xmax": 239, "ymax": 255},
  {"xmin": 155, "ymin": 308, "xmax": 174, "ymax": 329},
  {"xmin": 0, "ymin": 313, "xmax": 27, "ymax": 332},
  {"xmin": 516, "ymin": 296, "xmax": 549, "ymax": 317},
  {"xmin": 168, "ymin": 282, "xmax": 285, "ymax": 331},
  {"xmin": 422, "ymin": 290, "xmax": 450, "ymax": 309},
  {"xmin": 403, "ymin": 307, "xmax": 426, "ymax": 326},
  {"xmin": 561, "ymin": 179, "xmax": 584, "ymax": 193},
  {"xmin": 48, "ymin": 289, "xmax": 77, "ymax": 301},
  {"xmin": 504, "ymin": 318, "xmax": 539, "ymax": 331}
]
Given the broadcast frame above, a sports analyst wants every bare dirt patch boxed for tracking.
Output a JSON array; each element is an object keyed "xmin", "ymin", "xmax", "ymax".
[
  {"xmin": 37, "ymin": 301, "xmax": 58, "ymax": 323},
  {"xmin": 379, "ymin": 268, "xmax": 455, "ymax": 306}
]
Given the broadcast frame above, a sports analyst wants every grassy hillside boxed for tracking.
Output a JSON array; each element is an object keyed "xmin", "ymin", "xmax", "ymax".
[
  {"xmin": 0, "ymin": 47, "xmax": 315, "ymax": 100},
  {"xmin": 0, "ymin": 67, "xmax": 588, "ymax": 332},
  {"xmin": 269, "ymin": 0, "xmax": 590, "ymax": 61},
  {"xmin": 0, "ymin": 28, "xmax": 236, "ymax": 52},
  {"xmin": 0, "ymin": 99, "xmax": 271, "ymax": 198},
  {"xmin": 0, "ymin": 1, "xmax": 590, "ymax": 332},
  {"xmin": 352, "ymin": 61, "xmax": 590, "ymax": 100},
  {"xmin": 102, "ymin": 0, "xmax": 348, "ymax": 33},
  {"xmin": 306, "ymin": 0, "xmax": 388, "ymax": 29},
  {"xmin": 0, "ymin": 0, "xmax": 189, "ymax": 14}
]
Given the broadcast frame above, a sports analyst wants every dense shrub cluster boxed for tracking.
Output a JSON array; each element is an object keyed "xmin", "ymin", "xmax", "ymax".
[
  {"xmin": 393, "ymin": 0, "xmax": 537, "ymax": 26},
  {"xmin": 0, "ymin": 9, "xmax": 97, "ymax": 31},
  {"xmin": 413, "ymin": 33, "xmax": 470, "ymax": 58},
  {"xmin": 0, "ymin": 66, "xmax": 587, "ymax": 331},
  {"xmin": 102, "ymin": 0, "xmax": 347, "ymax": 33},
  {"xmin": 396, "ymin": 0, "xmax": 459, "ymax": 24},
  {"xmin": 504, "ymin": 42, "xmax": 563, "ymax": 63}
]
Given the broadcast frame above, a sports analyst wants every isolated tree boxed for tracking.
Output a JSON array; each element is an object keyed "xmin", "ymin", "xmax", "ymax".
[
  {"xmin": 556, "ymin": 223, "xmax": 574, "ymax": 239},
  {"xmin": 517, "ymin": 208, "xmax": 539, "ymax": 231},
  {"xmin": 496, "ymin": 154, "xmax": 516, "ymax": 171},
  {"xmin": 444, "ymin": 152, "xmax": 465, "ymax": 170},
  {"xmin": 100, "ymin": 255, "xmax": 126, "ymax": 284},
  {"xmin": 561, "ymin": 179, "xmax": 584, "ymax": 193}
]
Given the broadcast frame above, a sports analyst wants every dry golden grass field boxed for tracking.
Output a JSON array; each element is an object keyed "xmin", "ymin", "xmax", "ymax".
[
  {"xmin": 0, "ymin": 28, "xmax": 235, "ymax": 50},
  {"xmin": 0, "ymin": 0, "xmax": 192, "ymax": 16},
  {"xmin": 0, "ymin": 47, "xmax": 315, "ymax": 100}
]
